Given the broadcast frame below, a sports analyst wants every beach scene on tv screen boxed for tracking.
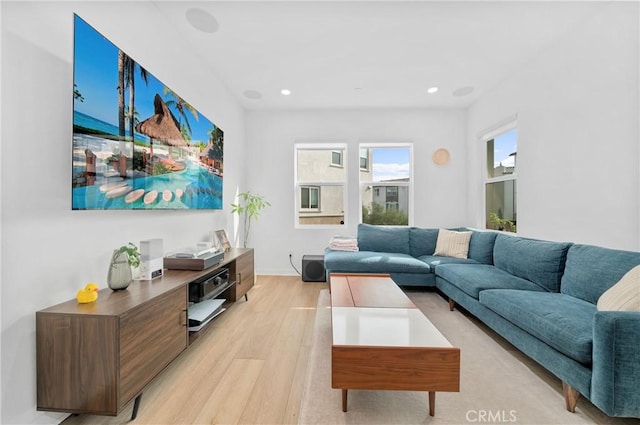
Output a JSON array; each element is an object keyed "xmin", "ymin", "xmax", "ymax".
[{"xmin": 71, "ymin": 15, "xmax": 223, "ymax": 210}]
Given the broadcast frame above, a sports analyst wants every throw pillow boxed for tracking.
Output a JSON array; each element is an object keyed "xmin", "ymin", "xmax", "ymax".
[
  {"xmin": 434, "ymin": 229, "xmax": 472, "ymax": 259},
  {"xmin": 597, "ymin": 265, "xmax": 640, "ymax": 311}
]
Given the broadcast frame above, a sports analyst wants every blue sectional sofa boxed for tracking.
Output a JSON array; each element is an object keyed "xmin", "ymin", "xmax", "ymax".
[{"xmin": 324, "ymin": 224, "xmax": 640, "ymax": 418}]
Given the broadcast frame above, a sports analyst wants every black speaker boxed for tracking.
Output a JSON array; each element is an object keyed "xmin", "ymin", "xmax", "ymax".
[{"xmin": 302, "ymin": 255, "xmax": 326, "ymax": 282}]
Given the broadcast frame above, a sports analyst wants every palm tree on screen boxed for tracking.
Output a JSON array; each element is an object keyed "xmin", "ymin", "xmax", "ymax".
[
  {"xmin": 163, "ymin": 87, "xmax": 198, "ymax": 137},
  {"xmin": 117, "ymin": 50, "xmax": 149, "ymax": 141},
  {"xmin": 124, "ymin": 56, "xmax": 148, "ymax": 141}
]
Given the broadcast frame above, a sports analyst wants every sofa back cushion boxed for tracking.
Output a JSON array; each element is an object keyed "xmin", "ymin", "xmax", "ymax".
[
  {"xmin": 357, "ymin": 223, "xmax": 410, "ymax": 254},
  {"xmin": 461, "ymin": 228, "xmax": 499, "ymax": 265},
  {"xmin": 561, "ymin": 244, "xmax": 640, "ymax": 304},
  {"xmin": 493, "ymin": 234, "xmax": 571, "ymax": 292},
  {"xmin": 409, "ymin": 227, "xmax": 439, "ymax": 257}
]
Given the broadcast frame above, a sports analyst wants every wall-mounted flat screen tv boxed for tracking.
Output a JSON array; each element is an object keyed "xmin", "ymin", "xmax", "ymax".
[{"xmin": 72, "ymin": 14, "xmax": 223, "ymax": 210}]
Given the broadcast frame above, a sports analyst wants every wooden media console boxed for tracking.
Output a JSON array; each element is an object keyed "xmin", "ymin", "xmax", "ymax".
[{"xmin": 36, "ymin": 248, "xmax": 253, "ymax": 420}]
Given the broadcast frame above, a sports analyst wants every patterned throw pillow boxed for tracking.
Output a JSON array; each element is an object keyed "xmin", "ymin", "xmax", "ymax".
[
  {"xmin": 597, "ymin": 265, "xmax": 640, "ymax": 311},
  {"xmin": 434, "ymin": 229, "xmax": 472, "ymax": 259}
]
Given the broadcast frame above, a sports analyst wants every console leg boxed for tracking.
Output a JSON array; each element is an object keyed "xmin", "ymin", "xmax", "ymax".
[
  {"xmin": 244, "ymin": 293, "xmax": 248, "ymax": 302},
  {"xmin": 131, "ymin": 393, "xmax": 143, "ymax": 421},
  {"xmin": 448, "ymin": 298, "xmax": 455, "ymax": 311},
  {"xmin": 342, "ymin": 389, "xmax": 348, "ymax": 412}
]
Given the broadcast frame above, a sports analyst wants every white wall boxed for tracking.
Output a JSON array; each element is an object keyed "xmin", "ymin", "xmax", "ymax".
[
  {"xmin": 244, "ymin": 109, "xmax": 467, "ymax": 275},
  {"xmin": 0, "ymin": 2, "xmax": 246, "ymax": 424},
  {"xmin": 466, "ymin": 2, "xmax": 639, "ymax": 251},
  {"xmin": 2, "ymin": 1, "xmax": 639, "ymax": 424}
]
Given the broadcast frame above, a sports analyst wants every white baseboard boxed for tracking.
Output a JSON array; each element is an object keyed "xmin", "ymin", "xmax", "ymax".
[{"xmin": 255, "ymin": 269, "xmax": 301, "ymax": 276}]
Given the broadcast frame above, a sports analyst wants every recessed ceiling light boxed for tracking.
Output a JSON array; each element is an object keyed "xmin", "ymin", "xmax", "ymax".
[
  {"xmin": 281, "ymin": 89, "xmax": 291, "ymax": 96},
  {"xmin": 427, "ymin": 86, "xmax": 439, "ymax": 94},
  {"xmin": 185, "ymin": 8, "xmax": 219, "ymax": 33},
  {"xmin": 453, "ymin": 86, "xmax": 475, "ymax": 97},
  {"xmin": 243, "ymin": 90, "xmax": 262, "ymax": 100}
]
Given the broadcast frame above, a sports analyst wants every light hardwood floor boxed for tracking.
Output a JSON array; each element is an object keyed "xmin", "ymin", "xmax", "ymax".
[{"xmin": 62, "ymin": 275, "xmax": 327, "ymax": 425}]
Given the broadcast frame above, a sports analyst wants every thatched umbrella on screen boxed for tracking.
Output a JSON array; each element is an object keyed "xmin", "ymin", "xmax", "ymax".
[
  {"xmin": 136, "ymin": 93, "xmax": 187, "ymax": 162},
  {"xmin": 199, "ymin": 139, "xmax": 223, "ymax": 175},
  {"xmin": 199, "ymin": 142, "xmax": 212, "ymax": 167}
]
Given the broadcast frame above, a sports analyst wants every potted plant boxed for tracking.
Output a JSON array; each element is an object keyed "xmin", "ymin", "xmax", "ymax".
[
  {"xmin": 107, "ymin": 243, "xmax": 141, "ymax": 290},
  {"xmin": 231, "ymin": 191, "xmax": 271, "ymax": 248},
  {"xmin": 488, "ymin": 212, "xmax": 517, "ymax": 233}
]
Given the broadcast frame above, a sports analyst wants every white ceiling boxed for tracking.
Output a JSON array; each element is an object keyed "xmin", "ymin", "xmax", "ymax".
[{"xmin": 146, "ymin": 1, "xmax": 606, "ymax": 110}]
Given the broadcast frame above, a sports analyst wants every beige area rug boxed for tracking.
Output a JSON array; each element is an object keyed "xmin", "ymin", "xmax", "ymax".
[{"xmin": 299, "ymin": 289, "xmax": 640, "ymax": 425}]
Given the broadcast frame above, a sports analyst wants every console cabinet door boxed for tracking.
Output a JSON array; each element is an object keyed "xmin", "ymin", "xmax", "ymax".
[
  {"xmin": 37, "ymin": 314, "xmax": 119, "ymax": 415},
  {"xmin": 119, "ymin": 286, "xmax": 188, "ymax": 407},
  {"xmin": 234, "ymin": 250, "xmax": 255, "ymax": 301}
]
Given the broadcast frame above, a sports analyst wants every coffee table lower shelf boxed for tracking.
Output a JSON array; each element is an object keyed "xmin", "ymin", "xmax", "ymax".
[{"xmin": 332, "ymin": 344, "xmax": 460, "ymax": 415}]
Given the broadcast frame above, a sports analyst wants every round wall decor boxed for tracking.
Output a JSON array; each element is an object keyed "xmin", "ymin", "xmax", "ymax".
[{"xmin": 432, "ymin": 148, "xmax": 450, "ymax": 165}]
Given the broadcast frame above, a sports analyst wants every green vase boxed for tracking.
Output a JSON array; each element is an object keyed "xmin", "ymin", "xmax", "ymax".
[{"xmin": 107, "ymin": 250, "xmax": 132, "ymax": 291}]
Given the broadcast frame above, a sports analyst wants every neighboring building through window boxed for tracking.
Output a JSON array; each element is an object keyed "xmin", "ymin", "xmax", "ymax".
[
  {"xmin": 484, "ymin": 126, "xmax": 517, "ymax": 232},
  {"xmin": 359, "ymin": 144, "xmax": 412, "ymax": 226},
  {"xmin": 295, "ymin": 144, "xmax": 346, "ymax": 227}
]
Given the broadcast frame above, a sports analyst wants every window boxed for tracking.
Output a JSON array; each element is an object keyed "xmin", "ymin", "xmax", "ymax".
[
  {"xmin": 386, "ymin": 186, "xmax": 398, "ymax": 201},
  {"xmin": 484, "ymin": 126, "xmax": 517, "ymax": 232},
  {"xmin": 359, "ymin": 144, "xmax": 412, "ymax": 226},
  {"xmin": 300, "ymin": 186, "xmax": 319, "ymax": 209},
  {"xmin": 359, "ymin": 148, "xmax": 369, "ymax": 171},
  {"xmin": 331, "ymin": 150, "xmax": 343, "ymax": 167},
  {"xmin": 385, "ymin": 202, "xmax": 399, "ymax": 210},
  {"xmin": 295, "ymin": 144, "xmax": 346, "ymax": 227}
]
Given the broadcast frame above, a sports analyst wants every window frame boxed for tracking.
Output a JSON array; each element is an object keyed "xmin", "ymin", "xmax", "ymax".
[
  {"xmin": 294, "ymin": 143, "xmax": 347, "ymax": 229},
  {"xmin": 481, "ymin": 118, "xmax": 518, "ymax": 233},
  {"xmin": 358, "ymin": 143, "xmax": 414, "ymax": 226}
]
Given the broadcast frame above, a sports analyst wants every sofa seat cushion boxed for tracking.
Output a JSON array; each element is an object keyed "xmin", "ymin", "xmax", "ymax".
[
  {"xmin": 418, "ymin": 255, "xmax": 479, "ymax": 272},
  {"xmin": 324, "ymin": 250, "xmax": 431, "ymax": 274},
  {"xmin": 480, "ymin": 290, "xmax": 596, "ymax": 365},
  {"xmin": 436, "ymin": 264, "xmax": 546, "ymax": 299}
]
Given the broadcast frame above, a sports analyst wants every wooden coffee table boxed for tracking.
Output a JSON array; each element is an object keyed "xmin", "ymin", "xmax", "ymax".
[{"xmin": 330, "ymin": 273, "xmax": 460, "ymax": 416}]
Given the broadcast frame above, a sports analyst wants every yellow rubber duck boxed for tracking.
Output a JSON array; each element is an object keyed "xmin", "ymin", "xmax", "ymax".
[{"xmin": 77, "ymin": 283, "xmax": 99, "ymax": 304}]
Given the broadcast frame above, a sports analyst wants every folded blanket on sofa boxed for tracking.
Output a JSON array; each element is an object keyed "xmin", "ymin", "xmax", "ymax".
[{"xmin": 329, "ymin": 236, "xmax": 359, "ymax": 252}]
